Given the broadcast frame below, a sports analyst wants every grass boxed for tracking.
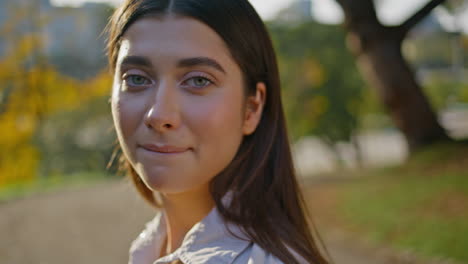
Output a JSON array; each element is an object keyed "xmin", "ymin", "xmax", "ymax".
[
  {"xmin": 0, "ymin": 171, "xmax": 113, "ymax": 203},
  {"xmin": 335, "ymin": 143, "xmax": 468, "ymax": 262}
]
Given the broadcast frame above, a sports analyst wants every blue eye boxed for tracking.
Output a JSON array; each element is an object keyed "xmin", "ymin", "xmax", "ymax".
[
  {"xmin": 125, "ymin": 75, "xmax": 151, "ymax": 86},
  {"xmin": 185, "ymin": 76, "xmax": 212, "ymax": 89}
]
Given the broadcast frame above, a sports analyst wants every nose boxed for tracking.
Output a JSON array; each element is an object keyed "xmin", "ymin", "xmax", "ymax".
[{"xmin": 144, "ymin": 82, "xmax": 181, "ymax": 132}]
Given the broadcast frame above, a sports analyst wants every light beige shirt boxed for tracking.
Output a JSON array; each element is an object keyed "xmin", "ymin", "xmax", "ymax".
[{"xmin": 128, "ymin": 206, "xmax": 307, "ymax": 264}]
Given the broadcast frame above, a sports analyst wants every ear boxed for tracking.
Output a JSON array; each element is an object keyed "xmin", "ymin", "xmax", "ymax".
[{"xmin": 242, "ymin": 82, "xmax": 266, "ymax": 135}]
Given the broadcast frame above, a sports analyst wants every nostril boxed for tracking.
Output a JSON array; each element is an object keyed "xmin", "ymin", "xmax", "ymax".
[{"xmin": 146, "ymin": 122, "xmax": 172, "ymax": 130}]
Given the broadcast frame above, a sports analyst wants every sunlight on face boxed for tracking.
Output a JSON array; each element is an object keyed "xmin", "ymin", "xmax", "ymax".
[{"xmin": 111, "ymin": 16, "xmax": 248, "ymax": 194}]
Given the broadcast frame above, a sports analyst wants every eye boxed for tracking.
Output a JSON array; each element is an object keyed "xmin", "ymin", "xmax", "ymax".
[
  {"xmin": 183, "ymin": 76, "xmax": 213, "ymax": 90},
  {"xmin": 124, "ymin": 75, "xmax": 151, "ymax": 86}
]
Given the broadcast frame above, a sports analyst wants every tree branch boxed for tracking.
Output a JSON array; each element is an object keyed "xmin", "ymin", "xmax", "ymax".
[
  {"xmin": 335, "ymin": 0, "xmax": 380, "ymax": 28},
  {"xmin": 398, "ymin": 0, "xmax": 446, "ymax": 38}
]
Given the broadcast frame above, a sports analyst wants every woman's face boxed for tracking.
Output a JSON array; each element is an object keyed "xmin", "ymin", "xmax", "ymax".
[{"xmin": 111, "ymin": 16, "xmax": 264, "ymax": 194}]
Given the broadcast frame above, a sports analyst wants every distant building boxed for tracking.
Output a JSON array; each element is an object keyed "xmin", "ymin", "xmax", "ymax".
[
  {"xmin": 44, "ymin": 2, "xmax": 113, "ymax": 78},
  {"xmin": 404, "ymin": 13, "xmax": 467, "ymax": 85},
  {"xmin": 0, "ymin": 0, "xmax": 113, "ymax": 79},
  {"xmin": 275, "ymin": 0, "xmax": 313, "ymax": 23},
  {"xmin": 0, "ymin": 0, "xmax": 52, "ymax": 57},
  {"xmin": 409, "ymin": 13, "xmax": 446, "ymax": 37}
]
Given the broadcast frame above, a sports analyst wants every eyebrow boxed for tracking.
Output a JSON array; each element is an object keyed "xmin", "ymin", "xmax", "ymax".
[
  {"xmin": 118, "ymin": 55, "xmax": 226, "ymax": 74},
  {"xmin": 119, "ymin": 56, "xmax": 153, "ymax": 68},
  {"xmin": 177, "ymin": 57, "xmax": 226, "ymax": 74}
]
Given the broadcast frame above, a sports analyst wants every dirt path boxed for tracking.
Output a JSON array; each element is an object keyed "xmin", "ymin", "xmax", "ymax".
[
  {"xmin": 0, "ymin": 180, "xmax": 436, "ymax": 264},
  {"xmin": 0, "ymin": 180, "xmax": 155, "ymax": 264}
]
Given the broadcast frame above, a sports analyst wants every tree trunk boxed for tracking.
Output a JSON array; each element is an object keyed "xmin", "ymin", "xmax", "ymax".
[{"xmin": 336, "ymin": 0, "xmax": 451, "ymax": 152}]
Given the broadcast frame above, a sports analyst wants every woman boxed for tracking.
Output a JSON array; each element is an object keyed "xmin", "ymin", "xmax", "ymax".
[{"xmin": 107, "ymin": 0, "xmax": 329, "ymax": 263}]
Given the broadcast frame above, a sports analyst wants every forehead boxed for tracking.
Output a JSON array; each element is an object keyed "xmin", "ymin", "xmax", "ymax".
[{"xmin": 118, "ymin": 15, "xmax": 235, "ymax": 68}]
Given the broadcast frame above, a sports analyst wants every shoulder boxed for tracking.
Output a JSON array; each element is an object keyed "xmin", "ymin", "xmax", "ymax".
[
  {"xmin": 233, "ymin": 243, "xmax": 309, "ymax": 264},
  {"xmin": 233, "ymin": 243, "xmax": 283, "ymax": 264},
  {"xmin": 129, "ymin": 212, "xmax": 164, "ymax": 264},
  {"xmin": 130, "ymin": 212, "xmax": 162, "ymax": 250}
]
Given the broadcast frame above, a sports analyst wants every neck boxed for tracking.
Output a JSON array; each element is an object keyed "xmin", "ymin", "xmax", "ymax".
[{"xmin": 161, "ymin": 184, "xmax": 214, "ymax": 256}]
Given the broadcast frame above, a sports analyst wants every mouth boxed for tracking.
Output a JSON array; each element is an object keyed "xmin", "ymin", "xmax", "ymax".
[{"xmin": 139, "ymin": 143, "xmax": 190, "ymax": 154}]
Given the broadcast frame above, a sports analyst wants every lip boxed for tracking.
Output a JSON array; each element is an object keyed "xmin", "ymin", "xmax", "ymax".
[{"xmin": 139, "ymin": 143, "xmax": 190, "ymax": 154}]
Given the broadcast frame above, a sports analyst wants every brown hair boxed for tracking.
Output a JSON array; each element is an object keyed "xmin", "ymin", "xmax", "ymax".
[{"xmin": 106, "ymin": 0, "xmax": 329, "ymax": 263}]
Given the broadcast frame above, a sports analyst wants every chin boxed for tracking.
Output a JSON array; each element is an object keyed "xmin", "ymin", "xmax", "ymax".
[{"xmin": 138, "ymin": 170, "xmax": 187, "ymax": 194}]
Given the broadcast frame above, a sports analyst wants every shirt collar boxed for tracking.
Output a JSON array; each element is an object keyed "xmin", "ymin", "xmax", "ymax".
[{"xmin": 129, "ymin": 197, "xmax": 252, "ymax": 264}]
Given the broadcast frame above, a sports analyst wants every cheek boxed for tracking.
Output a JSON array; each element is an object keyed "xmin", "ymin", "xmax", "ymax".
[
  {"xmin": 111, "ymin": 95, "xmax": 144, "ymax": 148},
  {"xmin": 187, "ymin": 92, "xmax": 245, "ymax": 154}
]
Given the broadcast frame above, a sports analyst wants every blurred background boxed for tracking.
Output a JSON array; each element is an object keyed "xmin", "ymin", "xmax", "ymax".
[{"xmin": 0, "ymin": 0, "xmax": 467, "ymax": 263}]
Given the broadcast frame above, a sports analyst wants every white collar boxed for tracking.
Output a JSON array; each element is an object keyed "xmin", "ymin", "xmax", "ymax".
[{"xmin": 129, "ymin": 204, "xmax": 252, "ymax": 264}]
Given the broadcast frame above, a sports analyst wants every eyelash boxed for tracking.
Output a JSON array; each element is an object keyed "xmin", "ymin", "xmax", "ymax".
[
  {"xmin": 123, "ymin": 75, "xmax": 152, "ymax": 88},
  {"xmin": 122, "ymin": 73, "xmax": 215, "ymax": 91},
  {"xmin": 181, "ymin": 74, "xmax": 214, "ymax": 90}
]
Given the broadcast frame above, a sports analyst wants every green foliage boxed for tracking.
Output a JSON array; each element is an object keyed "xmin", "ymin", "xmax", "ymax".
[
  {"xmin": 424, "ymin": 77, "xmax": 468, "ymax": 109},
  {"xmin": 459, "ymin": 82, "xmax": 468, "ymax": 103},
  {"xmin": 337, "ymin": 144, "xmax": 468, "ymax": 262},
  {"xmin": 404, "ymin": 33, "xmax": 455, "ymax": 69},
  {"xmin": 268, "ymin": 21, "xmax": 366, "ymax": 143},
  {"xmin": 33, "ymin": 96, "xmax": 115, "ymax": 177},
  {"xmin": 0, "ymin": 4, "xmax": 114, "ymax": 188}
]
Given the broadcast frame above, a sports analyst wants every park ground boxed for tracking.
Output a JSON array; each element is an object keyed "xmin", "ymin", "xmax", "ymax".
[{"xmin": 0, "ymin": 142, "xmax": 467, "ymax": 264}]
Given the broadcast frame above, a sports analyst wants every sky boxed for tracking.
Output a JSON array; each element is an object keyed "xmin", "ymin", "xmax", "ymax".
[{"xmin": 51, "ymin": 0, "xmax": 468, "ymax": 31}]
